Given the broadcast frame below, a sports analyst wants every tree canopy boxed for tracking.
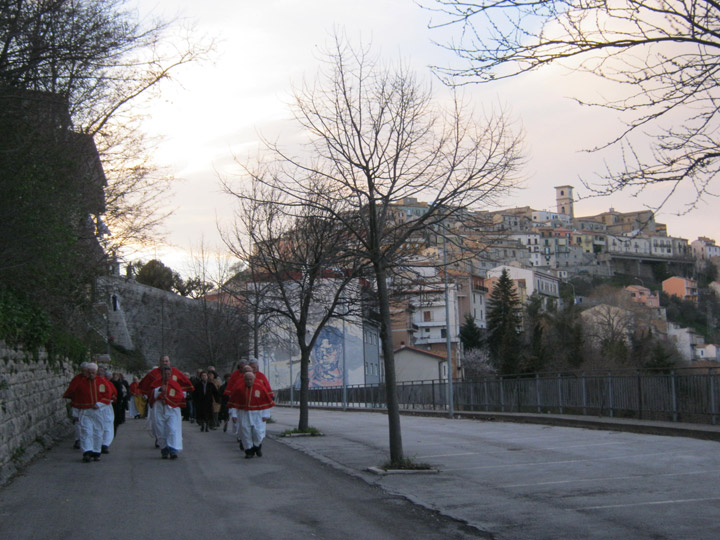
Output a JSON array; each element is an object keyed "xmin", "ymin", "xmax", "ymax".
[{"xmin": 425, "ymin": 0, "xmax": 720, "ymax": 211}]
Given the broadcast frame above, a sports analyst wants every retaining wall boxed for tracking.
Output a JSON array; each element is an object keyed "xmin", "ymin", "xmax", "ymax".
[{"xmin": 0, "ymin": 344, "xmax": 74, "ymax": 486}]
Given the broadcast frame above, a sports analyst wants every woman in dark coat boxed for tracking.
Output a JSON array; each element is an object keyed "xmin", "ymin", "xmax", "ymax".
[{"xmin": 192, "ymin": 371, "xmax": 218, "ymax": 432}]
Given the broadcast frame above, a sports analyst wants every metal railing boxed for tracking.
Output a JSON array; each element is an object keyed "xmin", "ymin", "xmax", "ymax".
[{"xmin": 275, "ymin": 367, "xmax": 720, "ymax": 425}]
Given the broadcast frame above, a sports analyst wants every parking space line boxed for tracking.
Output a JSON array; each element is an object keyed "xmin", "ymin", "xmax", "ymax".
[
  {"xmin": 579, "ymin": 496, "xmax": 720, "ymax": 510},
  {"xmin": 502, "ymin": 469, "xmax": 720, "ymax": 488},
  {"xmin": 443, "ymin": 451, "xmax": 675, "ymax": 472}
]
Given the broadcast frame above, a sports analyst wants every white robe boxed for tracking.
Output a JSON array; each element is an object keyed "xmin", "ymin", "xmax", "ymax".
[
  {"xmin": 78, "ymin": 407, "xmax": 103, "ymax": 454},
  {"xmin": 152, "ymin": 388, "xmax": 183, "ymax": 451},
  {"xmin": 230, "ymin": 407, "xmax": 271, "ymax": 449},
  {"xmin": 98, "ymin": 402, "xmax": 114, "ymax": 447}
]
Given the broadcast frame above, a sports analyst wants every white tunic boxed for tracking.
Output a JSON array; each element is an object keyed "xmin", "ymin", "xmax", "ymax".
[
  {"xmin": 151, "ymin": 388, "xmax": 183, "ymax": 451},
  {"xmin": 229, "ymin": 407, "xmax": 271, "ymax": 449},
  {"xmin": 78, "ymin": 407, "xmax": 103, "ymax": 453}
]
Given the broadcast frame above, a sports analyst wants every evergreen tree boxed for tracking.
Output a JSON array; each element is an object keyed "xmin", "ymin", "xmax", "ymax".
[
  {"xmin": 486, "ymin": 269, "xmax": 523, "ymax": 374},
  {"xmin": 459, "ymin": 313, "xmax": 484, "ymax": 351}
]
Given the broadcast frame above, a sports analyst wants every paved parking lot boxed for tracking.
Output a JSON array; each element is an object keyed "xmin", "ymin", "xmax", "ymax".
[{"xmin": 269, "ymin": 407, "xmax": 720, "ymax": 540}]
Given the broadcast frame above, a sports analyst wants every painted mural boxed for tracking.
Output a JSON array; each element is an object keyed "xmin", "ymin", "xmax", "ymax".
[{"xmin": 309, "ymin": 325, "xmax": 343, "ymax": 388}]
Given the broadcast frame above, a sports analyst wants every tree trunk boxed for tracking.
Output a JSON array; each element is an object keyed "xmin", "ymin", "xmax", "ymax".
[
  {"xmin": 298, "ymin": 347, "xmax": 310, "ymax": 431},
  {"xmin": 375, "ymin": 263, "xmax": 404, "ymax": 465}
]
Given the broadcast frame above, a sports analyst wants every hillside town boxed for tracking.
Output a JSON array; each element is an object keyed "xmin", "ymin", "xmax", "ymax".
[{"xmin": 91, "ymin": 185, "xmax": 720, "ymax": 394}]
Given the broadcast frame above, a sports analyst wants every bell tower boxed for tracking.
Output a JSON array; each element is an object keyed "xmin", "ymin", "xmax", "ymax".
[{"xmin": 555, "ymin": 185, "xmax": 574, "ymax": 218}]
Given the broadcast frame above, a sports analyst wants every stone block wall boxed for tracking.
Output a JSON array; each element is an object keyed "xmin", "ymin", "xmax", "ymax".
[{"xmin": 0, "ymin": 344, "xmax": 74, "ymax": 486}]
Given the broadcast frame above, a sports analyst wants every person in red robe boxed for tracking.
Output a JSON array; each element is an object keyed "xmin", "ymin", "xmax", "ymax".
[
  {"xmin": 66, "ymin": 362, "xmax": 90, "ymax": 449},
  {"xmin": 249, "ymin": 358, "xmax": 274, "ymax": 399},
  {"xmin": 223, "ymin": 360, "xmax": 249, "ymax": 397},
  {"xmin": 227, "ymin": 371, "xmax": 274, "ymax": 458},
  {"xmin": 149, "ymin": 366, "xmax": 186, "ymax": 459},
  {"xmin": 62, "ymin": 362, "xmax": 108, "ymax": 462},
  {"xmin": 96, "ymin": 365, "xmax": 116, "ymax": 453},
  {"xmin": 138, "ymin": 355, "xmax": 193, "ymax": 446}
]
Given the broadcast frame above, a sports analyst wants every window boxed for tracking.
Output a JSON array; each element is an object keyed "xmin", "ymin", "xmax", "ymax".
[
  {"xmin": 441, "ymin": 328, "xmax": 447, "ymax": 338},
  {"xmin": 423, "ymin": 311, "xmax": 431, "ymax": 322}
]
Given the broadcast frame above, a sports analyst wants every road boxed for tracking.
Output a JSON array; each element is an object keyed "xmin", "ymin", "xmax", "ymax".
[
  {"xmin": 0, "ymin": 415, "xmax": 480, "ymax": 540},
  {"xmin": 270, "ymin": 407, "xmax": 720, "ymax": 540},
  {"xmin": 3, "ymin": 407, "xmax": 720, "ymax": 540}
]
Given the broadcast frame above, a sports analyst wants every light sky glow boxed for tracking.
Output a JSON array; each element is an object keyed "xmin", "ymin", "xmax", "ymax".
[{"xmin": 126, "ymin": 0, "xmax": 718, "ymax": 275}]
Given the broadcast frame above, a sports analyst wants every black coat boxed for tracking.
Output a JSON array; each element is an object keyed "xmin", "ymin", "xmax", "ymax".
[{"xmin": 193, "ymin": 380, "xmax": 218, "ymax": 422}]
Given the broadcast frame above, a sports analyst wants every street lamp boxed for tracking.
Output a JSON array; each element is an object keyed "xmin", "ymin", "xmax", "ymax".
[{"xmin": 442, "ymin": 233, "xmax": 454, "ymax": 418}]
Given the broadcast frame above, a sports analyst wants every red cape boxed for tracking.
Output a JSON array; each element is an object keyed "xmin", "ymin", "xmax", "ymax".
[
  {"xmin": 139, "ymin": 366, "xmax": 193, "ymax": 396},
  {"xmin": 227, "ymin": 380, "xmax": 274, "ymax": 411},
  {"xmin": 149, "ymin": 378, "xmax": 187, "ymax": 408},
  {"xmin": 63, "ymin": 376, "xmax": 111, "ymax": 409}
]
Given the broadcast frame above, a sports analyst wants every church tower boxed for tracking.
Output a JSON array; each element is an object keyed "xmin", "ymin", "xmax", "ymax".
[{"xmin": 555, "ymin": 185, "xmax": 574, "ymax": 218}]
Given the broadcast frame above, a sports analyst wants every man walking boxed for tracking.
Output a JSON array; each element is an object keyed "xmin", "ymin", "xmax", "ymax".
[{"xmin": 228, "ymin": 371, "xmax": 274, "ymax": 459}]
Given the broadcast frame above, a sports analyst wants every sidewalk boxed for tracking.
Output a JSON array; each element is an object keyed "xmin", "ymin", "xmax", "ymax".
[{"xmin": 268, "ymin": 406, "xmax": 720, "ymax": 540}]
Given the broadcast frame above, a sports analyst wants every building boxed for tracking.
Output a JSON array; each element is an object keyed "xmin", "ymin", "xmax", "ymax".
[
  {"xmin": 624, "ymin": 285, "xmax": 660, "ymax": 308},
  {"xmin": 394, "ymin": 345, "xmax": 447, "ymax": 382},
  {"xmin": 691, "ymin": 237, "xmax": 720, "ymax": 260},
  {"xmin": 662, "ymin": 276, "xmax": 699, "ymax": 303}
]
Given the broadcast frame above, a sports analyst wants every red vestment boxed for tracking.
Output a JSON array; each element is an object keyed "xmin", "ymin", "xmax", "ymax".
[
  {"xmin": 62, "ymin": 376, "xmax": 107, "ymax": 409},
  {"xmin": 97, "ymin": 376, "xmax": 116, "ymax": 405},
  {"xmin": 225, "ymin": 370, "xmax": 273, "ymax": 398},
  {"xmin": 139, "ymin": 367, "xmax": 193, "ymax": 396},
  {"xmin": 149, "ymin": 378, "xmax": 187, "ymax": 408},
  {"xmin": 129, "ymin": 381, "xmax": 141, "ymax": 396},
  {"xmin": 227, "ymin": 380, "xmax": 274, "ymax": 411}
]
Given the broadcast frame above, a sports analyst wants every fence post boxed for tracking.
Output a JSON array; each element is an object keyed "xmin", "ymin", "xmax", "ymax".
[
  {"xmin": 557, "ymin": 373, "xmax": 563, "ymax": 414},
  {"xmin": 536, "ymin": 373, "xmax": 541, "ymax": 413},
  {"xmin": 500, "ymin": 376, "xmax": 505, "ymax": 413},
  {"xmin": 431, "ymin": 380, "xmax": 435, "ymax": 411},
  {"xmin": 671, "ymin": 370, "xmax": 678, "ymax": 422},
  {"xmin": 582, "ymin": 372, "xmax": 587, "ymax": 416},
  {"xmin": 608, "ymin": 372, "xmax": 614, "ymax": 418},
  {"xmin": 710, "ymin": 369, "xmax": 717, "ymax": 426},
  {"xmin": 637, "ymin": 370, "xmax": 643, "ymax": 420},
  {"xmin": 483, "ymin": 378, "xmax": 489, "ymax": 412}
]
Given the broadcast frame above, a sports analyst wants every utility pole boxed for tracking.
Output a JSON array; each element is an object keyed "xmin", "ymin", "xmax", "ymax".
[{"xmin": 443, "ymin": 233, "xmax": 454, "ymax": 418}]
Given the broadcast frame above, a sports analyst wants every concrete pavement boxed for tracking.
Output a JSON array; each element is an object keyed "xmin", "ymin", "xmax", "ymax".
[{"xmin": 269, "ymin": 407, "xmax": 720, "ymax": 540}]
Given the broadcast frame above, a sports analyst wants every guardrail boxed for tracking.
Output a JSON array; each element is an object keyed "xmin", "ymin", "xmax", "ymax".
[{"xmin": 275, "ymin": 367, "xmax": 720, "ymax": 425}]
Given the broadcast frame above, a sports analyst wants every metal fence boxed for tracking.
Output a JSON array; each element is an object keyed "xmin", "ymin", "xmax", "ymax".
[{"xmin": 275, "ymin": 368, "xmax": 720, "ymax": 425}]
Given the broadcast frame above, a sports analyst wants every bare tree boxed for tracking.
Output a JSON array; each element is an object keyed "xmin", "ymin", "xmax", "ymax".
[
  {"xmin": 0, "ymin": 0, "xmax": 211, "ymax": 259},
  {"xmin": 222, "ymin": 176, "xmax": 365, "ymax": 431},
  {"xmin": 240, "ymin": 34, "xmax": 522, "ymax": 465},
  {"xmin": 424, "ymin": 0, "xmax": 720, "ymax": 211}
]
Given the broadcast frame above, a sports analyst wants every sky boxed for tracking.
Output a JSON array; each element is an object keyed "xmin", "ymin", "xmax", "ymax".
[{"xmin": 127, "ymin": 0, "xmax": 719, "ymax": 276}]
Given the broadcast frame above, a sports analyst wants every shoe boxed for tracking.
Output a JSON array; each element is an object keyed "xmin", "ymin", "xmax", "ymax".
[
  {"xmin": 255, "ymin": 444, "xmax": 262, "ymax": 458},
  {"xmin": 244, "ymin": 449, "xmax": 254, "ymax": 459},
  {"xmin": 223, "ymin": 421, "xmax": 228, "ymax": 433},
  {"xmin": 101, "ymin": 445, "xmax": 109, "ymax": 454},
  {"xmin": 155, "ymin": 439, "xmax": 159, "ymax": 448},
  {"xmin": 92, "ymin": 453, "xmax": 101, "ymax": 461},
  {"xmin": 238, "ymin": 440, "xmax": 244, "ymax": 450},
  {"xmin": 161, "ymin": 447, "xmax": 169, "ymax": 459},
  {"xmin": 73, "ymin": 440, "xmax": 80, "ymax": 449},
  {"xmin": 82, "ymin": 452, "xmax": 91, "ymax": 463},
  {"xmin": 170, "ymin": 453, "xmax": 178, "ymax": 459}
]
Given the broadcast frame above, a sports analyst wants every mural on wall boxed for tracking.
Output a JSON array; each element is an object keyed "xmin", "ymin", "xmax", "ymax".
[{"xmin": 309, "ymin": 326, "xmax": 343, "ymax": 388}]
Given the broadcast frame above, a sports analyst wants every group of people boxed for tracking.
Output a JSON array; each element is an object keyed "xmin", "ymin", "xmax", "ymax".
[
  {"xmin": 62, "ymin": 355, "xmax": 274, "ymax": 462},
  {"xmin": 62, "ymin": 362, "xmax": 117, "ymax": 462}
]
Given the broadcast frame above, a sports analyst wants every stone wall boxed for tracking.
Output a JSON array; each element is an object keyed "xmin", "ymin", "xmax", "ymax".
[
  {"xmin": 95, "ymin": 276, "xmax": 244, "ymax": 375},
  {"xmin": 0, "ymin": 344, "xmax": 74, "ymax": 486}
]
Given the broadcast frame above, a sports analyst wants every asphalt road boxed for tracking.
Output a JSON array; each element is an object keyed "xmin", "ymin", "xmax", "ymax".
[
  {"xmin": 269, "ymin": 407, "xmax": 720, "ymax": 540},
  {"xmin": 0, "ymin": 416, "xmax": 482, "ymax": 540}
]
